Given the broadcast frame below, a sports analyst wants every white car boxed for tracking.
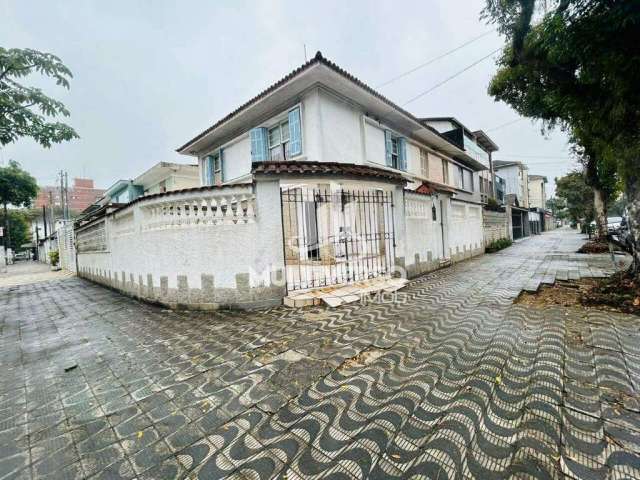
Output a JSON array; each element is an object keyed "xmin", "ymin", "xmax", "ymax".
[{"xmin": 607, "ymin": 216, "xmax": 623, "ymax": 234}]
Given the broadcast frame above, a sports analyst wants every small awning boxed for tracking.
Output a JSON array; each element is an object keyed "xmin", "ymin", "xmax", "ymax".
[
  {"xmin": 414, "ymin": 181, "xmax": 456, "ymax": 195},
  {"xmin": 252, "ymin": 161, "xmax": 406, "ymax": 184}
]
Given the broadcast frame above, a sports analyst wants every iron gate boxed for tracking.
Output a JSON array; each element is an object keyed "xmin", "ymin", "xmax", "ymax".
[{"xmin": 281, "ymin": 188, "xmax": 395, "ymax": 291}]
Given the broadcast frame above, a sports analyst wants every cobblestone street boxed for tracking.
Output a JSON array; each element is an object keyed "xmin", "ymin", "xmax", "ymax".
[{"xmin": 1, "ymin": 229, "xmax": 639, "ymax": 479}]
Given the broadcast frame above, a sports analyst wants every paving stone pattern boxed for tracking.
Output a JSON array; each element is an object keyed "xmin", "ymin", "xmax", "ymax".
[{"xmin": 1, "ymin": 229, "xmax": 639, "ymax": 479}]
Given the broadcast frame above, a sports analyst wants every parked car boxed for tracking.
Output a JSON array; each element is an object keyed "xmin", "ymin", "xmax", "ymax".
[
  {"xmin": 607, "ymin": 216, "xmax": 623, "ymax": 234},
  {"xmin": 14, "ymin": 251, "xmax": 30, "ymax": 261}
]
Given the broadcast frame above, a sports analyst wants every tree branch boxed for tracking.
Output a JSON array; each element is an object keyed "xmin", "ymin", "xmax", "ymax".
[
  {"xmin": 0, "ymin": 101, "xmax": 39, "ymax": 117},
  {"xmin": 0, "ymin": 63, "xmax": 37, "ymax": 83}
]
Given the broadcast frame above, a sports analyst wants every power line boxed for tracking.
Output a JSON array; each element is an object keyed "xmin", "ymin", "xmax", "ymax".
[
  {"xmin": 376, "ymin": 30, "xmax": 496, "ymax": 89},
  {"xmin": 402, "ymin": 48, "xmax": 502, "ymax": 106},
  {"xmin": 485, "ymin": 118, "xmax": 526, "ymax": 132},
  {"xmin": 498, "ymin": 153, "xmax": 571, "ymax": 159},
  {"xmin": 494, "ymin": 159, "xmax": 575, "ymax": 165}
]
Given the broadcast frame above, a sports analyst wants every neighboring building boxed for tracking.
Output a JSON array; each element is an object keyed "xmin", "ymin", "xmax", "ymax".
[
  {"xmin": 416, "ymin": 118, "xmax": 498, "ymax": 204},
  {"xmin": 495, "ymin": 174, "xmax": 506, "ymax": 204},
  {"xmin": 473, "ymin": 130, "xmax": 500, "ymax": 203},
  {"xmin": 76, "ymin": 52, "xmax": 499, "ymax": 309},
  {"xmin": 528, "ymin": 174, "xmax": 547, "ymax": 210},
  {"xmin": 35, "ymin": 178, "xmax": 105, "ymax": 212},
  {"xmin": 92, "ymin": 162, "xmax": 200, "ymax": 207},
  {"xmin": 493, "ymin": 160, "xmax": 530, "ymax": 208}
]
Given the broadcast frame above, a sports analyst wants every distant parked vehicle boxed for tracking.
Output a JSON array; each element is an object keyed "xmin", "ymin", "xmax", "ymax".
[
  {"xmin": 607, "ymin": 216, "xmax": 623, "ymax": 234},
  {"xmin": 14, "ymin": 251, "xmax": 30, "ymax": 261}
]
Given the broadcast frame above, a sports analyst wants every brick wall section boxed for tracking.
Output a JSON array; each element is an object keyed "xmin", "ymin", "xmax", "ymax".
[{"xmin": 483, "ymin": 208, "xmax": 511, "ymax": 245}]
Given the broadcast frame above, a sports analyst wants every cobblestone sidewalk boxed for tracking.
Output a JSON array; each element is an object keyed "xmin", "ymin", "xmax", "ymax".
[{"xmin": 1, "ymin": 229, "xmax": 638, "ymax": 479}]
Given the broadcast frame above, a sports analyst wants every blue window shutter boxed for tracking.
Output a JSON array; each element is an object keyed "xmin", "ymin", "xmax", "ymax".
[
  {"xmin": 206, "ymin": 155, "xmax": 214, "ymax": 185},
  {"xmin": 250, "ymin": 127, "xmax": 268, "ymax": 162},
  {"xmin": 384, "ymin": 130, "xmax": 393, "ymax": 167},
  {"xmin": 288, "ymin": 108, "xmax": 302, "ymax": 156},
  {"xmin": 219, "ymin": 148, "xmax": 224, "ymax": 183},
  {"xmin": 201, "ymin": 158, "xmax": 206, "ymax": 185},
  {"xmin": 398, "ymin": 137, "xmax": 407, "ymax": 171}
]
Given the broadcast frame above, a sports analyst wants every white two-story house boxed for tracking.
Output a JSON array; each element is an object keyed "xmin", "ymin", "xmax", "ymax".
[
  {"xmin": 75, "ymin": 52, "xmax": 499, "ymax": 310},
  {"xmin": 176, "ymin": 52, "xmax": 495, "ymax": 292}
]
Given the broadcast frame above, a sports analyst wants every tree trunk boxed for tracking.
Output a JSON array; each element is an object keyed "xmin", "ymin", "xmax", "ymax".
[
  {"xmin": 593, "ymin": 187, "xmax": 607, "ymax": 240},
  {"xmin": 625, "ymin": 168, "xmax": 640, "ymax": 278}
]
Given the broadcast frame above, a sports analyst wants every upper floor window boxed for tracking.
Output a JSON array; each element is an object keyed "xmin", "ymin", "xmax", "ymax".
[
  {"xmin": 384, "ymin": 130, "xmax": 407, "ymax": 171},
  {"xmin": 442, "ymin": 159, "xmax": 449, "ymax": 184},
  {"xmin": 454, "ymin": 165, "xmax": 464, "ymax": 189},
  {"xmin": 251, "ymin": 107, "xmax": 302, "ymax": 162},
  {"xmin": 204, "ymin": 149, "xmax": 223, "ymax": 186},
  {"xmin": 268, "ymin": 120, "xmax": 290, "ymax": 161},
  {"xmin": 420, "ymin": 149, "xmax": 429, "ymax": 178},
  {"xmin": 390, "ymin": 137, "xmax": 399, "ymax": 168},
  {"xmin": 453, "ymin": 164, "xmax": 474, "ymax": 192}
]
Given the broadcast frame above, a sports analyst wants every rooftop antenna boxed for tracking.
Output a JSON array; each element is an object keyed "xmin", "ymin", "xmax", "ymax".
[{"xmin": 304, "ymin": 44, "xmax": 307, "ymax": 62}]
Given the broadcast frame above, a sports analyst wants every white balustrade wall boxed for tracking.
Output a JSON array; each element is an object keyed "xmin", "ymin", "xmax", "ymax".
[{"xmin": 76, "ymin": 181, "xmax": 286, "ymax": 309}]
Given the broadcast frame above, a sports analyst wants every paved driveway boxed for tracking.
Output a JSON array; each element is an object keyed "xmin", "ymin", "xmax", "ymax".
[{"xmin": 1, "ymin": 229, "xmax": 639, "ymax": 479}]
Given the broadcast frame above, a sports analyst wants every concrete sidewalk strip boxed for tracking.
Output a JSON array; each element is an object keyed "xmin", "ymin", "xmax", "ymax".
[
  {"xmin": 0, "ymin": 261, "xmax": 75, "ymax": 288},
  {"xmin": 1, "ymin": 229, "xmax": 638, "ymax": 480}
]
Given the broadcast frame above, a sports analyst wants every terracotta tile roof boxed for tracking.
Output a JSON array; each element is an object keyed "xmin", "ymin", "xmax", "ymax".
[
  {"xmin": 177, "ymin": 51, "xmax": 460, "ymax": 154},
  {"xmin": 252, "ymin": 161, "xmax": 406, "ymax": 183},
  {"xmin": 414, "ymin": 181, "xmax": 457, "ymax": 195}
]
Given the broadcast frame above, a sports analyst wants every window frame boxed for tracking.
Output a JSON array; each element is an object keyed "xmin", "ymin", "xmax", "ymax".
[
  {"xmin": 390, "ymin": 136, "xmax": 400, "ymax": 169},
  {"xmin": 267, "ymin": 120, "xmax": 291, "ymax": 161},
  {"xmin": 420, "ymin": 149, "xmax": 429, "ymax": 178}
]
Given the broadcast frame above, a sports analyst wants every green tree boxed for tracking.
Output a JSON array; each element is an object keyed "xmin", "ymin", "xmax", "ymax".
[
  {"xmin": 0, "ymin": 48, "xmax": 78, "ymax": 147},
  {"xmin": 483, "ymin": 0, "xmax": 640, "ymax": 269},
  {"xmin": 555, "ymin": 171, "xmax": 593, "ymax": 230},
  {"xmin": 546, "ymin": 196, "xmax": 566, "ymax": 220},
  {"xmin": 572, "ymin": 137, "xmax": 620, "ymax": 238},
  {"xmin": 3, "ymin": 210, "xmax": 31, "ymax": 253},
  {"xmin": 0, "ymin": 161, "xmax": 38, "ymax": 259}
]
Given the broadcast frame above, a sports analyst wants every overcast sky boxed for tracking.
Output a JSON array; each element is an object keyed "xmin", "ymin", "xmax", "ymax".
[{"xmin": 1, "ymin": 0, "xmax": 575, "ymax": 196}]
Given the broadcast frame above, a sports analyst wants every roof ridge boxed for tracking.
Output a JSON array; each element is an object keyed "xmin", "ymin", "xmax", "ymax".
[{"xmin": 176, "ymin": 51, "xmax": 463, "ymax": 156}]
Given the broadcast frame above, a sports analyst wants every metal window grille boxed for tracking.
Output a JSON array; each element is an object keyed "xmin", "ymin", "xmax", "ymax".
[{"xmin": 281, "ymin": 187, "xmax": 396, "ymax": 291}]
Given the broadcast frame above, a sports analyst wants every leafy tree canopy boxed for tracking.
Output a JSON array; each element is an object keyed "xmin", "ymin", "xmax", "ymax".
[
  {"xmin": 483, "ymin": 0, "xmax": 640, "ymax": 178},
  {"xmin": 546, "ymin": 196, "xmax": 566, "ymax": 219},
  {"xmin": 555, "ymin": 171, "xmax": 593, "ymax": 225},
  {"xmin": 0, "ymin": 160, "xmax": 38, "ymax": 208},
  {"xmin": 0, "ymin": 47, "xmax": 79, "ymax": 147}
]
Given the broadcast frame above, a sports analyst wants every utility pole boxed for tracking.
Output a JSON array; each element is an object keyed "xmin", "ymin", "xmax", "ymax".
[
  {"xmin": 48, "ymin": 190, "xmax": 54, "ymax": 231},
  {"xmin": 42, "ymin": 205, "xmax": 48, "ymax": 237},
  {"xmin": 64, "ymin": 171, "xmax": 69, "ymax": 220},
  {"xmin": 35, "ymin": 226, "xmax": 39, "ymax": 262},
  {"xmin": 59, "ymin": 170, "xmax": 65, "ymax": 224}
]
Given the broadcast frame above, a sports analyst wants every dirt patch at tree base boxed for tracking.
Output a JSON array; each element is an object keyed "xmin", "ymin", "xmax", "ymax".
[
  {"xmin": 517, "ymin": 272, "xmax": 640, "ymax": 315},
  {"xmin": 577, "ymin": 240, "xmax": 611, "ymax": 254}
]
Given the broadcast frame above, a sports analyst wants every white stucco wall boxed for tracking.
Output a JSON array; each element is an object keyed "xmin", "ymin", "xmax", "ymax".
[
  {"xmin": 425, "ymin": 120, "xmax": 456, "ymax": 133},
  {"xmin": 76, "ymin": 181, "xmax": 285, "ymax": 309},
  {"xmin": 497, "ymin": 164, "xmax": 530, "ymax": 208},
  {"xmin": 223, "ymin": 136, "xmax": 252, "ymax": 183},
  {"xmin": 404, "ymin": 192, "xmax": 446, "ymax": 274},
  {"xmin": 496, "ymin": 165, "xmax": 520, "ymax": 197},
  {"xmin": 364, "ymin": 120, "xmax": 387, "ymax": 167},
  {"xmin": 529, "ymin": 179, "xmax": 545, "ymax": 209},
  {"xmin": 317, "ymin": 90, "xmax": 363, "ymax": 164},
  {"xmin": 448, "ymin": 200, "xmax": 484, "ymax": 259}
]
